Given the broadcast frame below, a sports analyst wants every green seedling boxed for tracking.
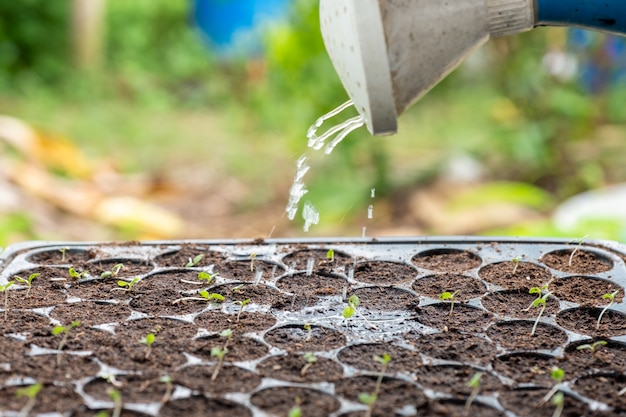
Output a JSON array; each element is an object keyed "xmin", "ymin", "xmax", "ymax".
[
  {"xmin": 13, "ymin": 273, "xmax": 40, "ymax": 297},
  {"xmin": 326, "ymin": 249, "xmax": 335, "ymax": 262},
  {"xmin": 576, "ymin": 340, "xmax": 607, "ymax": 354},
  {"xmin": 235, "ymin": 298, "xmax": 251, "ymax": 322},
  {"xmin": 303, "ymin": 323, "xmax": 312, "ymax": 342},
  {"xmin": 59, "ymin": 247, "xmax": 69, "ymax": 262},
  {"xmin": 542, "ymin": 367, "xmax": 565, "ymax": 403},
  {"xmin": 464, "ymin": 372, "xmax": 483, "ymax": 415},
  {"xmin": 172, "ymin": 289, "xmax": 225, "ymax": 305},
  {"xmin": 160, "ymin": 375, "xmax": 173, "ymax": 404},
  {"xmin": 231, "ymin": 283, "xmax": 244, "ymax": 293},
  {"xmin": 528, "ymin": 285, "xmax": 552, "ymax": 336},
  {"xmin": 342, "ymin": 295, "xmax": 376, "ymax": 329},
  {"xmin": 288, "ymin": 397, "xmax": 303, "ymax": 417},
  {"xmin": 140, "ymin": 333, "xmax": 155, "ymax": 359},
  {"xmin": 185, "ymin": 254, "xmax": 204, "ymax": 268},
  {"xmin": 300, "ymin": 351, "xmax": 317, "ymax": 377},
  {"xmin": 359, "ymin": 353, "xmax": 392, "ymax": 417},
  {"xmin": 597, "ymin": 290, "xmax": 619, "ymax": 330},
  {"xmin": 68, "ymin": 267, "xmax": 87, "ymax": 281},
  {"xmin": 16, "ymin": 381, "xmax": 42, "ymax": 417},
  {"xmin": 101, "ymin": 263, "xmax": 124, "ymax": 279},
  {"xmin": 210, "ymin": 329, "xmax": 233, "ymax": 381},
  {"xmin": 1, "ymin": 281, "xmax": 15, "ymax": 320},
  {"xmin": 568, "ymin": 235, "xmax": 588, "ymax": 267},
  {"xmin": 180, "ymin": 271, "xmax": 216, "ymax": 285},
  {"xmin": 52, "ymin": 320, "xmax": 81, "ymax": 365},
  {"xmin": 107, "ymin": 387, "xmax": 122, "ymax": 417},
  {"xmin": 115, "ymin": 277, "xmax": 140, "ymax": 292},
  {"xmin": 551, "ymin": 392, "xmax": 565, "ymax": 417},
  {"xmin": 511, "ymin": 257, "xmax": 521, "ymax": 274},
  {"xmin": 439, "ymin": 290, "xmax": 460, "ymax": 316}
]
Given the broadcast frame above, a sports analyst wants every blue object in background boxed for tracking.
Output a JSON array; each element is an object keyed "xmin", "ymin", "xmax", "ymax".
[
  {"xmin": 193, "ymin": 0, "xmax": 290, "ymax": 57},
  {"xmin": 537, "ymin": 0, "xmax": 626, "ymax": 35}
]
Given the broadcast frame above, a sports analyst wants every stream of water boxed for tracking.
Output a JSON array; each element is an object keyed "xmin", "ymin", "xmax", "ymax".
[{"xmin": 285, "ymin": 100, "xmax": 365, "ymax": 230}]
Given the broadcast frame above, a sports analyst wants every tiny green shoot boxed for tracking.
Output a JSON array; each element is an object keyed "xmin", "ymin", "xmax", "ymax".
[
  {"xmin": 101, "ymin": 263, "xmax": 124, "ymax": 279},
  {"xmin": 541, "ymin": 367, "xmax": 565, "ymax": 416},
  {"xmin": 180, "ymin": 271, "xmax": 216, "ymax": 285},
  {"xmin": 288, "ymin": 397, "xmax": 302, "ymax": 417},
  {"xmin": 551, "ymin": 392, "xmax": 565, "ymax": 417},
  {"xmin": 597, "ymin": 290, "xmax": 619, "ymax": 330},
  {"xmin": 568, "ymin": 235, "xmax": 588, "ymax": 267},
  {"xmin": 235, "ymin": 298, "xmax": 251, "ymax": 322},
  {"xmin": 342, "ymin": 295, "xmax": 376, "ymax": 329},
  {"xmin": 464, "ymin": 372, "xmax": 483, "ymax": 415},
  {"xmin": 115, "ymin": 277, "xmax": 140, "ymax": 292},
  {"xmin": 231, "ymin": 283, "xmax": 244, "ymax": 293},
  {"xmin": 529, "ymin": 285, "xmax": 551, "ymax": 336},
  {"xmin": 326, "ymin": 249, "xmax": 335, "ymax": 262},
  {"xmin": 250, "ymin": 253, "xmax": 257, "ymax": 272},
  {"xmin": 300, "ymin": 351, "xmax": 317, "ymax": 377},
  {"xmin": 1, "ymin": 281, "xmax": 15, "ymax": 320},
  {"xmin": 210, "ymin": 328, "xmax": 233, "ymax": 381},
  {"xmin": 107, "ymin": 387, "xmax": 122, "ymax": 417},
  {"xmin": 16, "ymin": 381, "xmax": 42, "ymax": 417},
  {"xmin": 59, "ymin": 247, "xmax": 68, "ymax": 262},
  {"xmin": 576, "ymin": 340, "xmax": 607, "ymax": 354},
  {"xmin": 13, "ymin": 273, "xmax": 40, "ymax": 297},
  {"xmin": 439, "ymin": 290, "xmax": 460, "ymax": 316},
  {"xmin": 52, "ymin": 320, "xmax": 81, "ymax": 365},
  {"xmin": 359, "ymin": 353, "xmax": 392, "ymax": 417},
  {"xmin": 141, "ymin": 333, "xmax": 155, "ymax": 359},
  {"xmin": 68, "ymin": 267, "xmax": 87, "ymax": 281},
  {"xmin": 511, "ymin": 257, "xmax": 521, "ymax": 274},
  {"xmin": 303, "ymin": 323, "xmax": 312, "ymax": 342},
  {"xmin": 160, "ymin": 375, "xmax": 173, "ymax": 404},
  {"xmin": 171, "ymin": 289, "xmax": 225, "ymax": 305},
  {"xmin": 185, "ymin": 254, "xmax": 204, "ymax": 268}
]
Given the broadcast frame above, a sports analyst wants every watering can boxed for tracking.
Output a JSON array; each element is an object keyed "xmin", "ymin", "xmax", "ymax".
[{"xmin": 319, "ymin": 0, "xmax": 626, "ymax": 136}]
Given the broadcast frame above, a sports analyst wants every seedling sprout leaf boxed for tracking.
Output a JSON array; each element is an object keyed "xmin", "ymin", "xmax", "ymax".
[
  {"xmin": 358, "ymin": 392, "xmax": 377, "ymax": 406},
  {"xmin": 185, "ymin": 254, "xmax": 204, "ymax": 268}
]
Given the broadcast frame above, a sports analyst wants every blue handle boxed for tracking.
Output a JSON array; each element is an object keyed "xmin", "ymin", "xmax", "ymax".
[{"xmin": 537, "ymin": 0, "xmax": 626, "ymax": 35}]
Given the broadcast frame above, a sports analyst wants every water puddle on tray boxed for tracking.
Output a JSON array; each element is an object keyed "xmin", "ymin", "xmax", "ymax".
[{"xmin": 285, "ymin": 100, "xmax": 365, "ymax": 231}]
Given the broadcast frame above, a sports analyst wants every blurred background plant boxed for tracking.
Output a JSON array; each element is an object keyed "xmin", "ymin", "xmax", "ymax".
[{"xmin": 1, "ymin": 0, "xmax": 626, "ymax": 246}]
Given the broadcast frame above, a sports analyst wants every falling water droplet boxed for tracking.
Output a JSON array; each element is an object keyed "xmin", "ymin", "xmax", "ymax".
[
  {"xmin": 362, "ymin": 227, "xmax": 367, "ymax": 238},
  {"xmin": 302, "ymin": 201, "xmax": 320, "ymax": 232},
  {"xmin": 367, "ymin": 205, "xmax": 374, "ymax": 219},
  {"xmin": 370, "ymin": 188, "xmax": 376, "ymax": 198},
  {"xmin": 306, "ymin": 258, "xmax": 315, "ymax": 276}
]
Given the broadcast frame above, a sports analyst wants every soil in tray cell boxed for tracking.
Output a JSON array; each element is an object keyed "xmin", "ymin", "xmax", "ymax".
[
  {"xmin": 0, "ymin": 383, "xmax": 81, "ymax": 414},
  {"xmin": 541, "ymin": 249, "xmax": 613, "ymax": 274},
  {"xmin": 256, "ymin": 353, "xmax": 344, "ymax": 383},
  {"xmin": 405, "ymin": 331, "xmax": 497, "ymax": 365},
  {"xmin": 1, "ymin": 310, "xmax": 50, "ymax": 335},
  {"xmin": 337, "ymin": 342, "xmax": 422, "ymax": 373},
  {"xmin": 208, "ymin": 282, "xmax": 283, "ymax": 305},
  {"xmin": 0, "ymin": 336, "xmax": 25, "ymax": 368},
  {"xmin": 413, "ymin": 365, "xmax": 502, "ymax": 396},
  {"xmin": 412, "ymin": 274, "xmax": 486, "ymax": 301},
  {"xmin": 133, "ymin": 269, "xmax": 214, "ymax": 292},
  {"xmin": 27, "ymin": 248, "xmax": 96, "ymax": 265},
  {"xmin": 170, "ymin": 365, "xmax": 262, "ymax": 394},
  {"xmin": 215, "ymin": 260, "xmax": 285, "ymax": 282},
  {"xmin": 281, "ymin": 248, "xmax": 353, "ymax": 271},
  {"xmin": 83, "ymin": 374, "xmax": 168, "ymax": 403},
  {"xmin": 191, "ymin": 333, "xmax": 268, "ymax": 362},
  {"xmin": 411, "ymin": 249, "xmax": 482, "ymax": 272},
  {"xmin": 9, "ymin": 354, "xmax": 99, "ymax": 383},
  {"xmin": 264, "ymin": 324, "xmax": 346, "ymax": 352},
  {"xmin": 152, "ymin": 245, "xmax": 226, "ymax": 269},
  {"xmin": 130, "ymin": 288, "xmax": 206, "ymax": 316},
  {"xmin": 114, "ymin": 317, "xmax": 198, "ymax": 346},
  {"xmin": 575, "ymin": 373, "xmax": 626, "ymax": 410},
  {"xmin": 551, "ymin": 276, "xmax": 624, "ymax": 306},
  {"xmin": 478, "ymin": 261, "xmax": 552, "ymax": 291},
  {"xmin": 556, "ymin": 307, "xmax": 626, "ymax": 337},
  {"xmin": 348, "ymin": 286, "xmax": 417, "ymax": 311},
  {"xmin": 492, "ymin": 352, "xmax": 561, "ymax": 386},
  {"xmin": 251, "ymin": 386, "xmax": 340, "ymax": 417},
  {"xmin": 82, "ymin": 259, "xmax": 154, "ymax": 279},
  {"xmin": 334, "ymin": 376, "xmax": 427, "ymax": 417},
  {"xmin": 194, "ymin": 310, "xmax": 276, "ymax": 334},
  {"xmin": 486, "ymin": 320, "xmax": 568, "ymax": 351},
  {"xmin": 498, "ymin": 387, "xmax": 594, "ymax": 417},
  {"xmin": 352, "ymin": 261, "xmax": 418, "ymax": 285},
  {"xmin": 425, "ymin": 399, "xmax": 505, "ymax": 417},
  {"xmin": 160, "ymin": 395, "xmax": 252, "ymax": 417},
  {"xmin": 50, "ymin": 301, "xmax": 131, "ymax": 326},
  {"xmin": 275, "ymin": 271, "xmax": 347, "ymax": 296},
  {"xmin": 562, "ymin": 339, "xmax": 626, "ymax": 377},
  {"xmin": 481, "ymin": 289, "xmax": 560, "ymax": 319},
  {"xmin": 414, "ymin": 302, "xmax": 494, "ymax": 333}
]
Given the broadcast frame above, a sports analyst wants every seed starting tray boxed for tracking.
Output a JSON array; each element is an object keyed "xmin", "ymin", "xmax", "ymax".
[{"xmin": 1, "ymin": 237, "xmax": 626, "ymax": 416}]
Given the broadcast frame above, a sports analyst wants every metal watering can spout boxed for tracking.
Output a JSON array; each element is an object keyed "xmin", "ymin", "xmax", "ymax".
[{"xmin": 320, "ymin": 0, "xmax": 626, "ymax": 136}]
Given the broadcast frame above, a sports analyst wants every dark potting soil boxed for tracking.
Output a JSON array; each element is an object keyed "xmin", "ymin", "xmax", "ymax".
[
  {"xmin": 541, "ymin": 249, "xmax": 613, "ymax": 274},
  {"xmin": 2, "ymin": 239, "xmax": 626, "ymax": 417}
]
